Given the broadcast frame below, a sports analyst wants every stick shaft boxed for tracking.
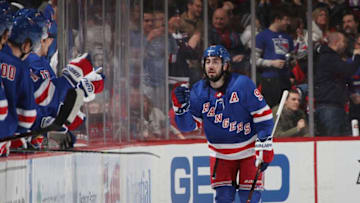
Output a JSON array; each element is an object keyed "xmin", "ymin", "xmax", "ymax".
[
  {"xmin": 246, "ymin": 165, "xmax": 262, "ymax": 203},
  {"xmin": 270, "ymin": 90, "xmax": 289, "ymax": 137},
  {"xmin": 247, "ymin": 90, "xmax": 288, "ymax": 202},
  {"xmin": 10, "ymin": 148, "xmax": 160, "ymax": 158}
]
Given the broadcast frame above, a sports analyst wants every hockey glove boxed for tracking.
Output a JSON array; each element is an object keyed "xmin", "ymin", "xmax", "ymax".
[
  {"xmin": 78, "ymin": 78, "xmax": 96, "ymax": 102},
  {"xmin": 171, "ymin": 82, "xmax": 190, "ymax": 115},
  {"xmin": 255, "ymin": 137, "xmax": 274, "ymax": 172},
  {"xmin": 78, "ymin": 69, "xmax": 105, "ymax": 102},
  {"xmin": 62, "ymin": 53, "xmax": 94, "ymax": 86},
  {"xmin": 85, "ymin": 67, "xmax": 105, "ymax": 94}
]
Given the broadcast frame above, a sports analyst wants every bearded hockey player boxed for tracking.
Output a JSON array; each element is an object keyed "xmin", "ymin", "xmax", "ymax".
[{"xmin": 172, "ymin": 45, "xmax": 274, "ymax": 203}]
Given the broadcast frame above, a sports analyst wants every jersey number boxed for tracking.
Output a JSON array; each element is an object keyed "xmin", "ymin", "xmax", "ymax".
[{"xmin": 1, "ymin": 63, "xmax": 16, "ymax": 81}]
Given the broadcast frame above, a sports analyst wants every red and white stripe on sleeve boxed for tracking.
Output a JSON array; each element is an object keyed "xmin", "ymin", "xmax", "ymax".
[
  {"xmin": 0, "ymin": 98, "xmax": 8, "ymax": 121},
  {"xmin": 250, "ymin": 105, "xmax": 273, "ymax": 123},
  {"xmin": 16, "ymin": 108, "xmax": 36, "ymax": 129},
  {"xmin": 34, "ymin": 78, "xmax": 55, "ymax": 106},
  {"xmin": 192, "ymin": 115, "xmax": 202, "ymax": 130}
]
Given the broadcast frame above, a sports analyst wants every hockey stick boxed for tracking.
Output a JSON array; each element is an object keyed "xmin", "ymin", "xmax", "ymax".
[
  {"xmin": 246, "ymin": 90, "xmax": 289, "ymax": 203},
  {"xmin": 270, "ymin": 90, "xmax": 289, "ymax": 138},
  {"xmin": 246, "ymin": 164, "xmax": 262, "ymax": 203},
  {"xmin": 0, "ymin": 88, "xmax": 84, "ymax": 143},
  {"xmin": 10, "ymin": 148, "xmax": 160, "ymax": 158}
]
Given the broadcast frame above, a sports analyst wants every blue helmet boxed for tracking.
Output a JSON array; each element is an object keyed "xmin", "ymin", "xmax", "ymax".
[
  {"xmin": 202, "ymin": 45, "xmax": 231, "ymax": 65},
  {"xmin": 15, "ymin": 8, "xmax": 54, "ymax": 38},
  {"xmin": 0, "ymin": 0, "xmax": 10, "ymax": 12},
  {"xmin": 0, "ymin": 12, "xmax": 13, "ymax": 36},
  {"xmin": 8, "ymin": 15, "xmax": 45, "ymax": 50},
  {"xmin": 0, "ymin": 0, "xmax": 13, "ymax": 36}
]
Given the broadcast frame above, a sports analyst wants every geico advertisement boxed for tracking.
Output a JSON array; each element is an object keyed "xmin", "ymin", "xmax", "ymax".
[
  {"xmin": 167, "ymin": 142, "xmax": 314, "ymax": 203},
  {"xmin": 122, "ymin": 142, "xmax": 315, "ymax": 203}
]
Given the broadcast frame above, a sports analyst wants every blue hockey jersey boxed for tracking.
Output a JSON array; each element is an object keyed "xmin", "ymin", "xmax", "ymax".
[
  {"xmin": 0, "ymin": 77, "xmax": 8, "ymax": 121},
  {"xmin": 23, "ymin": 52, "xmax": 73, "ymax": 130},
  {"xmin": 0, "ymin": 44, "xmax": 37, "ymax": 137},
  {"xmin": 175, "ymin": 74, "xmax": 274, "ymax": 160}
]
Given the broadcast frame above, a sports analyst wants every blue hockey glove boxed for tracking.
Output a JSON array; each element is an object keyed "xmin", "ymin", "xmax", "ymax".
[
  {"xmin": 171, "ymin": 82, "xmax": 190, "ymax": 115},
  {"xmin": 255, "ymin": 137, "xmax": 274, "ymax": 172}
]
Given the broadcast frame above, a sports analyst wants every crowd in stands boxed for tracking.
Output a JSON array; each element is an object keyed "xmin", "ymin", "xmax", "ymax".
[
  {"xmin": 156, "ymin": 0, "xmax": 360, "ymax": 138},
  {"xmin": 3, "ymin": 0, "xmax": 360, "ymax": 151}
]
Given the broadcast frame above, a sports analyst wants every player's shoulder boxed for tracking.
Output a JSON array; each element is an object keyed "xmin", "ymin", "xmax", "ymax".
[
  {"xmin": 229, "ymin": 73, "xmax": 254, "ymax": 88},
  {"xmin": 0, "ymin": 50, "xmax": 24, "ymax": 68},
  {"xmin": 191, "ymin": 79, "xmax": 208, "ymax": 97}
]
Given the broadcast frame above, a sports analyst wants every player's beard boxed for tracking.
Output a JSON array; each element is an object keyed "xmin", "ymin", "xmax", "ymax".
[{"xmin": 206, "ymin": 67, "xmax": 224, "ymax": 82}]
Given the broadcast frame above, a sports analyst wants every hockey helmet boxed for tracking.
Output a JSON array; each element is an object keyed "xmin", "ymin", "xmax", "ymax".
[
  {"xmin": 15, "ymin": 8, "xmax": 55, "ymax": 38},
  {"xmin": 202, "ymin": 45, "xmax": 231, "ymax": 65},
  {"xmin": 0, "ymin": 0, "xmax": 10, "ymax": 12},
  {"xmin": 9, "ymin": 10, "xmax": 49, "ymax": 51},
  {"xmin": 0, "ymin": 12, "xmax": 13, "ymax": 36}
]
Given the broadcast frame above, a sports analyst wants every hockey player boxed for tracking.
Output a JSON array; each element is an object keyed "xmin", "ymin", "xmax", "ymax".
[
  {"xmin": 0, "ymin": 2, "xmax": 13, "ymax": 50},
  {"xmin": 15, "ymin": 9, "xmax": 104, "ymax": 148},
  {"xmin": 172, "ymin": 45, "xmax": 274, "ymax": 203},
  {"xmin": 0, "ymin": 77, "xmax": 9, "ymax": 156},
  {"xmin": 0, "ymin": 14, "xmax": 39, "ymax": 156}
]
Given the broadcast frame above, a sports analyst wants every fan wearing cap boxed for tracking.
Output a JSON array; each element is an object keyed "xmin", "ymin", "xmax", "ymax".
[{"xmin": 171, "ymin": 45, "xmax": 274, "ymax": 202}]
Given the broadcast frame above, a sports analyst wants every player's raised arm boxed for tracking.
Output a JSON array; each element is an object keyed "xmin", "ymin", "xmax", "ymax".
[{"xmin": 171, "ymin": 82, "xmax": 199, "ymax": 132}]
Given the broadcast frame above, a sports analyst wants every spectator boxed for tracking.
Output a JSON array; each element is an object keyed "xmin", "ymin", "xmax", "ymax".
[
  {"xmin": 272, "ymin": 89, "xmax": 309, "ymax": 137},
  {"xmin": 143, "ymin": 10, "xmax": 177, "ymax": 110},
  {"xmin": 257, "ymin": 0, "xmax": 272, "ymax": 28},
  {"xmin": 314, "ymin": 0, "xmax": 347, "ymax": 31},
  {"xmin": 348, "ymin": 34, "xmax": 360, "ymax": 121},
  {"xmin": 208, "ymin": 0, "xmax": 223, "ymax": 22},
  {"xmin": 342, "ymin": 11, "xmax": 359, "ymax": 57},
  {"xmin": 283, "ymin": 0, "xmax": 307, "ymax": 23},
  {"xmin": 310, "ymin": 7, "xmax": 330, "ymax": 44},
  {"xmin": 129, "ymin": 10, "xmax": 157, "ymax": 49},
  {"xmin": 241, "ymin": 17, "xmax": 262, "ymax": 51},
  {"xmin": 255, "ymin": 7, "xmax": 294, "ymax": 108},
  {"xmin": 208, "ymin": 8, "xmax": 248, "ymax": 75},
  {"xmin": 179, "ymin": 0, "xmax": 203, "ymax": 37},
  {"xmin": 314, "ymin": 31, "xmax": 360, "ymax": 136},
  {"xmin": 142, "ymin": 94, "xmax": 184, "ymax": 140},
  {"xmin": 178, "ymin": 0, "xmax": 204, "ymax": 83},
  {"xmin": 169, "ymin": 9, "xmax": 201, "ymax": 87}
]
